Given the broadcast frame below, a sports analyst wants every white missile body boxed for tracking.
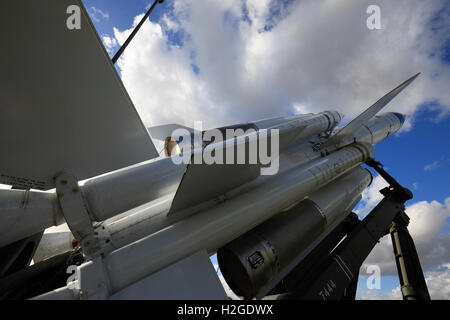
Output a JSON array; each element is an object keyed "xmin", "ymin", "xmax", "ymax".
[{"xmin": 31, "ymin": 111, "xmax": 403, "ymax": 300}]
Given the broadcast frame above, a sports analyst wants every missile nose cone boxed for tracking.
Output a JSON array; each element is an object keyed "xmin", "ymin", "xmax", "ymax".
[{"xmin": 392, "ymin": 112, "xmax": 405, "ymax": 125}]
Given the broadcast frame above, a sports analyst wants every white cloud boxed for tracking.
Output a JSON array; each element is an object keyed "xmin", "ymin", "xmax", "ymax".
[
  {"xmin": 354, "ymin": 174, "xmax": 389, "ymax": 218},
  {"xmin": 360, "ymin": 286, "xmax": 402, "ymax": 300},
  {"xmin": 362, "ymin": 197, "xmax": 450, "ymax": 277},
  {"xmin": 161, "ymin": 14, "xmax": 179, "ymax": 32},
  {"xmin": 110, "ymin": 0, "xmax": 449, "ymax": 131},
  {"xmin": 425, "ymin": 264, "xmax": 450, "ymax": 299},
  {"xmin": 353, "ymin": 172, "xmax": 450, "ymax": 298},
  {"xmin": 88, "ymin": 6, "xmax": 110, "ymax": 23},
  {"xmin": 424, "ymin": 160, "xmax": 439, "ymax": 171},
  {"xmin": 361, "ymin": 263, "xmax": 450, "ymax": 300},
  {"xmin": 102, "ymin": 35, "xmax": 118, "ymax": 55}
]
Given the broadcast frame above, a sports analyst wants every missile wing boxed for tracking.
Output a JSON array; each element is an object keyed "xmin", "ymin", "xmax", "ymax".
[
  {"xmin": 0, "ymin": 0, "xmax": 159, "ymax": 191},
  {"xmin": 319, "ymin": 72, "xmax": 419, "ymax": 150}
]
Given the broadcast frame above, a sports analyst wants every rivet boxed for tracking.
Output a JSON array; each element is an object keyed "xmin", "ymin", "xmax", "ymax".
[
  {"xmin": 61, "ymin": 180, "xmax": 68, "ymax": 185},
  {"xmin": 73, "ymin": 187, "xmax": 79, "ymax": 193},
  {"xmin": 57, "ymin": 192, "xmax": 64, "ymax": 198}
]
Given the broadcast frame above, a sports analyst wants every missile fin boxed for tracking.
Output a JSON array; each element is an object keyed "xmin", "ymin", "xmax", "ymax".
[
  {"xmin": 147, "ymin": 123, "xmax": 196, "ymax": 141},
  {"xmin": 168, "ymin": 138, "xmax": 261, "ymax": 216},
  {"xmin": 320, "ymin": 72, "xmax": 420, "ymax": 150},
  {"xmin": 0, "ymin": 0, "xmax": 159, "ymax": 190},
  {"xmin": 168, "ymin": 161, "xmax": 260, "ymax": 216}
]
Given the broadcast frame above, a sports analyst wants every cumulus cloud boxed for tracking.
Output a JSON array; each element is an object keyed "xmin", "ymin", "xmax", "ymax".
[
  {"xmin": 88, "ymin": 6, "xmax": 110, "ymax": 23},
  {"xmin": 362, "ymin": 196, "xmax": 450, "ymax": 273},
  {"xmin": 425, "ymin": 264, "xmax": 450, "ymax": 299},
  {"xmin": 355, "ymin": 177, "xmax": 450, "ymax": 299},
  {"xmin": 359, "ymin": 286, "xmax": 402, "ymax": 300},
  {"xmin": 353, "ymin": 171, "xmax": 450, "ymax": 276},
  {"xmin": 361, "ymin": 264, "xmax": 450, "ymax": 300},
  {"xmin": 110, "ymin": 0, "xmax": 449, "ymax": 131},
  {"xmin": 354, "ymin": 174, "xmax": 389, "ymax": 218},
  {"xmin": 424, "ymin": 160, "xmax": 439, "ymax": 171},
  {"xmin": 102, "ymin": 35, "xmax": 118, "ymax": 55}
]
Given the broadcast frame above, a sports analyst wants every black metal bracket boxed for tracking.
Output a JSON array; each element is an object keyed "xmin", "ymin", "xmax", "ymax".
[{"xmin": 271, "ymin": 158, "xmax": 430, "ymax": 300}]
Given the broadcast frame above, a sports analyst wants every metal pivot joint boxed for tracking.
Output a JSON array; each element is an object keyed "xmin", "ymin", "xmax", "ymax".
[{"xmin": 55, "ymin": 173, "xmax": 110, "ymax": 257}]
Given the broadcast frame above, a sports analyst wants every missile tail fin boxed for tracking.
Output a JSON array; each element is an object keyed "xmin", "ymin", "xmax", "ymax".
[
  {"xmin": 320, "ymin": 72, "xmax": 420, "ymax": 150},
  {"xmin": 147, "ymin": 124, "xmax": 196, "ymax": 141}
]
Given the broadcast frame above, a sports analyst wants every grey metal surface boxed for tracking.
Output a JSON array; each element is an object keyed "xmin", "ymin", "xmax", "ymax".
[
  {"xmin": 102, "ymin": 144, "xmax": 372, "ymax": 294},
  {"xmin": 83, "ymin": 157, "xmax": 185, "ymax": 221},
  {"xmin": 0, "ymin": 190, "xmax": 64, "ymax": 247},
  {"xmin": 168, "ymin": 111, "xmax": 340, "ymax": 216},
  {"xmin": 0, "ymin": 0, "xmax": 158, "ymax": 190},
  {"xmin": 147, "ymin": 123, "xmax": 195, "ymax": 140},
  {"xmin": 33, "ymin": 231, "xmax": 74, "ymax": 263},
  {"xmin": 0, "ymin": 112, "xmax": 400, "ymax": 250},
  {"xmin": 110, "ymin": 251, "xmax": 227, "ymax": 300},
  {"xmin": 168, "ymin": 152, "xmax": 260, "ymax": 216},
  {"xmin": 217, "ymin": 166, "xmax": 371, "ymax": 298}
]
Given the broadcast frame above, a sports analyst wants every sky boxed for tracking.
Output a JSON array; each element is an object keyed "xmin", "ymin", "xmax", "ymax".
[{"xmin": 78, "ymin": 0, "xmax": 450, "ymax": 300}]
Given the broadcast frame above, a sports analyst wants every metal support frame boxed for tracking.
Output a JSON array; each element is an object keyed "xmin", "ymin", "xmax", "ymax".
[
  {"xmin": 270, "ymin": 158, "xmax": 430, "ymax": 300},
  {"xmin": 390, "ymin": 214, "xmax": 431, "ymax": 300},
  {"xmin": 55, "ymin": 173, "xmax": 110, "ymax": 257}
]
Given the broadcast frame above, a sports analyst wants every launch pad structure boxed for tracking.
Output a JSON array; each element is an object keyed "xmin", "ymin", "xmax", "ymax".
[{"xmin": 266, "ymin": 158, "xmax": 430, "ymax": 300}]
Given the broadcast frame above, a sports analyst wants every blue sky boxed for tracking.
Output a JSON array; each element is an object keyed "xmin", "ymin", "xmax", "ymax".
[
  {"xmin": 373, "ymin": 107, "xmax": 450, "ymax": 204},
  {"xmin": 81, "ymin": 0, "xmax": 450, "ymax": 299}
]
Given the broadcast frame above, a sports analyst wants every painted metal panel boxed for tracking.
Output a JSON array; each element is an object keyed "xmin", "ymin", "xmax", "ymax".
[
  {"xmin": 110, "ymin": 251, "xmax": 227, "ymax": 300},
  {"xmin": 0, "ymin": 0, "xmax": 158, "ymax": 190},
  {"xmin": 168, "ymin": 139, "xmax": 261, "ymax": 215}
]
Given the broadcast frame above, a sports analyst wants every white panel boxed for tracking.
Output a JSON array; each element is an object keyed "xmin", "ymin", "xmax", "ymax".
[
  {"xmin": 110, "ymin": 251, "xmax": 228, "ymax": 300},
  {"xmin": 0, "ymin": 0, "xmax": 158, "ymax": 190}
]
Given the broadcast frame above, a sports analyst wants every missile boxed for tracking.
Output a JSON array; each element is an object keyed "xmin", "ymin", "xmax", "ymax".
[
  {"xmin": 217, "ymin": 166, "xmax": 372, "ymax": 298},
  {"xmin": 84, "ymin": 111, "xmax": 402, "ymax": 295},
  {"xmin": 0, "ymin": 111, "xmax": 341, "ymax": 248},
  {"xmin": 160, "ymin": 111, "xmax": 342, "ymax": 156},
  {"xmin": 0, "ymin": 110, "xmax": 403, "ymax": 265},
  {"xmin": 98, "ymin": 142, "xmax": 373, "ymax": 294},
  {"xmin": 97, "ymin": 112, "xmax": 401, "ymax": 252}
]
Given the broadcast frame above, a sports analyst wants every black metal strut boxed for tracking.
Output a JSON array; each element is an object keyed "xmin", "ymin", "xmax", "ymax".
[
  {"xmin": 272, "ymin": 158, "xmax": 430, "ymax": 300},
  {"xmin": 111, "ymin": 0, "xmax": 164, "ymax": 64}
]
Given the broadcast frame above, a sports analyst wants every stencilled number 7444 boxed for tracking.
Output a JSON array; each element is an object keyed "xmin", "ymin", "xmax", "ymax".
[{"xmin": 318, "ymin": 280, "xmax": 337, "ymax": 300}]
